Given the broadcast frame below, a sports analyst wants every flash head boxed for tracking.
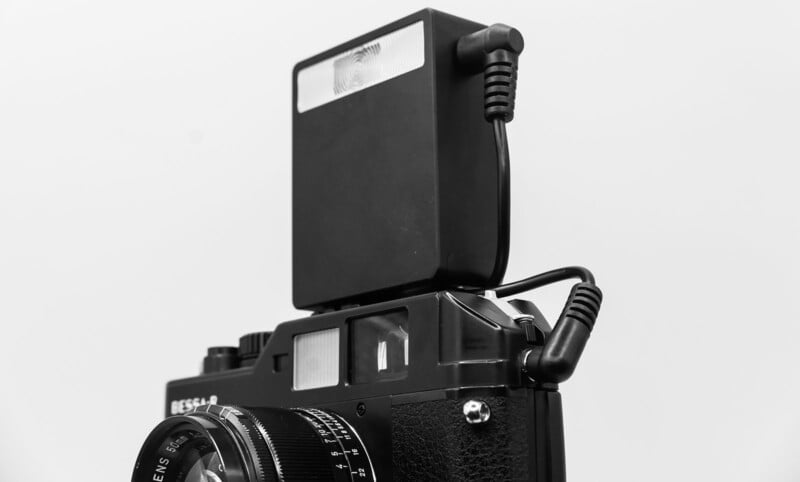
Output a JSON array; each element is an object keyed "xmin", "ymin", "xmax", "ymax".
[{"xmin": 293, "ymin": 9, "xmax": 512, "ymax": 311}]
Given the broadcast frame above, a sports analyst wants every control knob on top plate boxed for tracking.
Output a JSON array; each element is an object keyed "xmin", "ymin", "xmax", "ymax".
[{"xmin": 238, "ymin": 331, "xmax": 272, "ymax": 365}]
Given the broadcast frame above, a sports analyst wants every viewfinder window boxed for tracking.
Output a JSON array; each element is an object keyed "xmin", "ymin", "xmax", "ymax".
[{"xmin": 349, "ymin": 309, "xmax": 408, "ymax": 384}]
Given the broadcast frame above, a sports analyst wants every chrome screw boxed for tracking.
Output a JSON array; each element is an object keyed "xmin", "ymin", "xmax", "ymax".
[{"xmin": 462, "ymin": 400, "xmax": 491, "ymax": 424}]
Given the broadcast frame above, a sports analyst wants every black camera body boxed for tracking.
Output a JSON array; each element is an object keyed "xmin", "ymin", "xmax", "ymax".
[
  {"xmin": 163, "ymin": 291, "xmax": 561, "ymax": 481},
  {"xmin": 133, "ymin": 8, "xmax": 602, "ymax": 482}
]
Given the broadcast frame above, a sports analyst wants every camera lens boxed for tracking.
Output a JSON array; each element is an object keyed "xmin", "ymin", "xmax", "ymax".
[{"xmin": 132, "ymin": 405, "xmax": 375, "ymax": 482}]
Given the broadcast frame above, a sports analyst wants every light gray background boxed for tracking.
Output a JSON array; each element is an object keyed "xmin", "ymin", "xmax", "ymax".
[{"xmin": 1, "ymin": 0, "xmax": 798, "ymax": 480}]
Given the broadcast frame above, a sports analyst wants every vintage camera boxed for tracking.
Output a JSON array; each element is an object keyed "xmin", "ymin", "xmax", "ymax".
[{"xmin": 132, "ymin": 9, "xmax": 602, "ymax": 482}]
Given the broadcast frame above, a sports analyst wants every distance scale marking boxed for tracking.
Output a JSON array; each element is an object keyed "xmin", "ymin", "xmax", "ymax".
[{"xmin": 295, "ymin": 408, "xmax": 376, "ymax": 482}]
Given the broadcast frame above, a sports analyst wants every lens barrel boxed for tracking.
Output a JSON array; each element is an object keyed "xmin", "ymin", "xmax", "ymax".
[{"xmin": 132, "ymin": 405, "xmax": 375, "ymax": 482}]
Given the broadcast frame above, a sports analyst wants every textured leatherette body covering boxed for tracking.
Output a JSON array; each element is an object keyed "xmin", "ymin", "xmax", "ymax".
[{"xmin": 391, "ymin": 395, "xmax": 529, "ymax": 481}]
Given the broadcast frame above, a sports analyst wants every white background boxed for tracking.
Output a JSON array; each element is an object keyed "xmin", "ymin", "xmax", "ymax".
[{"xmin": 1, "ymin": 0, "xmax": 799, "ymax": 480}]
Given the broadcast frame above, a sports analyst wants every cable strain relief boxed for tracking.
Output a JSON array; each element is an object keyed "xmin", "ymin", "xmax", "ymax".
[
  {"xmin": 559, "ymin": 282, "xmax": 603, "ymax": 331},
  {"xmin": 484, "ymin": 49, "xmax": 519, "ymax": 122}
]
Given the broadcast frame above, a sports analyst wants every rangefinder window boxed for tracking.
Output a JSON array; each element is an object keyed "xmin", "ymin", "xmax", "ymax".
[
  {"xmin": 349, "ymin": 309, "xmax": 409, "ymax": 384},
  {"xmin": 293, "ymin": 327, "xmax": 340, "ymax": 390}
]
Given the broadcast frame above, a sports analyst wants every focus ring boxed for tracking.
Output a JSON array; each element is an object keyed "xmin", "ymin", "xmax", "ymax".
[
  {"xmin": 243, "ymin": 407, "xmax": 347, "ymax": 481},
  {"xmin": 295, "ymin": 408, "xmax": 375, "ymax": 481}
]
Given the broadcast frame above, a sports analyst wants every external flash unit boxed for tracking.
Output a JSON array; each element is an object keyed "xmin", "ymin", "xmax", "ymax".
[{"xmin": 132, "ymin": 9, "xmax": 602, "ymax": 482}]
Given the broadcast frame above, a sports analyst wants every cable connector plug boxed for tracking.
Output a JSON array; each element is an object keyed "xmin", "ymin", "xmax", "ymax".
[
  {"xmin": 524, "ymin": 282, "xmax": 603, "ymax": 384},
  {"xmin": 457, "ymin": 24, "xmax": 524, "ymax": 122}
]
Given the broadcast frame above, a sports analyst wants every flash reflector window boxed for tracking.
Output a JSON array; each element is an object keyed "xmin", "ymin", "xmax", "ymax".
[
  {"xmin": 296, "ymin": 21, "xmax": 425, "ymax": 113},
  {"xmin": 293, "ymin": 328, "xmax": 340, "ymax": 390}
]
